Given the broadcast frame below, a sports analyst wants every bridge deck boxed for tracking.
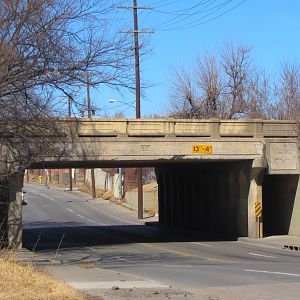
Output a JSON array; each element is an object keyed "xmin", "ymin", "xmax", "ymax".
[{"xmin": 29, "ymin": 118, "xmax": 299, "ymax": 174}]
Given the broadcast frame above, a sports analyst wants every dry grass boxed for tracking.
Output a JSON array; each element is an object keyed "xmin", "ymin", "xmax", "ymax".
[{"xmin": 0, "ymin": 254, "xmax": 87, "ymax": 300}]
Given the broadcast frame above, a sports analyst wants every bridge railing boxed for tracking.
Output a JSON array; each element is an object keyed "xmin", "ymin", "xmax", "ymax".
[{"xmin": 61, "ymin": 118, "xmax": 298, "ymax": 139}]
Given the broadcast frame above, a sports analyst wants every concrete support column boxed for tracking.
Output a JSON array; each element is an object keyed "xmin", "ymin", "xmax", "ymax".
[
  {"xmin": 238, "ymin": 164, "xmax": 250, "ymax": 237},
  {"xmin": 248, "ymin": 159, "xmax": 267, "ymax": 238},
  {"xmin": 7, "ymin": 172, "xmax": 24, "ymax": 248},
  {"xmin": 177, "ymin": 170, "xmax": 185, "ymax": 228},
  {"xmin": 228, "ymin": 167, "xmax": 240, "ymax": 238},
  {"xmin": 289, "ymin": 175, "xmax": 300, "ymax": 236},
  {"xmin": 167, "ymin": 169, "xmax": 174, "ymax": 226},
  {"xmin": 113, "ymin": 173, "xmax": 122, "ymax": 199},
  {"xmin": 156, "ymin": 167, "xmax": 167, "ymax": 225},
  {"xmin": 174, "ymin": 171, "xmax": 181, "ymax": 227}
]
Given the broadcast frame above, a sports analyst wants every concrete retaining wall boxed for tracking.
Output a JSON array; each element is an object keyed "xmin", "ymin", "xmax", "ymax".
[
  {"xmin": 123, "ymin": 188, "xmax": 158, "ymax": 214},
  {"xmin": 85, "ymin": 169, "xmax": 122, "ymax": 199}
]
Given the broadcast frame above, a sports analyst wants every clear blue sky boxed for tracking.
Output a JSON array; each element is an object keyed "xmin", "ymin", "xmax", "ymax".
[{"xmin": 90, "ymin": 0, "xmax": 300, "ymax": 118}]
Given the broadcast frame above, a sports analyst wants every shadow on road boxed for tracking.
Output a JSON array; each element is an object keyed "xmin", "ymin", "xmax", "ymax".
[{"xmin": 23, "ymin": 221, "xmax": 237, "ymax": 252}]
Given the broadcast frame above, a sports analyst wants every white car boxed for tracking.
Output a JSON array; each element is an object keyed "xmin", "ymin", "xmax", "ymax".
[{"xmin": 22, "ymin": 190, "xmax": 27, "ymax": 205}]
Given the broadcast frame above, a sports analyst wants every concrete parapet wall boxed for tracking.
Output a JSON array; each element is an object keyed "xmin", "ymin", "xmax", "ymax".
[{"xmin": 74, "ymin": 118, "xmax": 298, "ymax": 138}]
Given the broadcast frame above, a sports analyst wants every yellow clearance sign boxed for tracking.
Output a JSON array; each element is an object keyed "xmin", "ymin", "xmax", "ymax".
[
  {"xmin": 255, "ymin": 202, "xmax": 262, "ymax": 218},
  {"xmin": 192, "ymin": 144, "xmax": 213, "ymax": 154}
]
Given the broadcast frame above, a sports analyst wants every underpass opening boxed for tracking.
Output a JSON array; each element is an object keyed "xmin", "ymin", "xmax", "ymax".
[
  {"xmin": 263, "ymin": 174, "xmax": 299, "ymax": 236},
  {"xmin": 21, "ymin": 160, "xmax": 253, "ymax": 252},
  {"xmin": 156, "ymin": 160, "xmax": 252, "ymax": 240}
]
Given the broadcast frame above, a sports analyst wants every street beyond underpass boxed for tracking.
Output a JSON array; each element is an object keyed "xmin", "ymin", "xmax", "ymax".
[{"xmin": 22, "ymin": 183, "xmax": 300, "ymax": 300}]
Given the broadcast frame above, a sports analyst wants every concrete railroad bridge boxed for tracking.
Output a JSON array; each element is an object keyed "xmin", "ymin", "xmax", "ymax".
[{"xmin": 1, "ymin": 118, "xmax": 299, "ymax": 248}]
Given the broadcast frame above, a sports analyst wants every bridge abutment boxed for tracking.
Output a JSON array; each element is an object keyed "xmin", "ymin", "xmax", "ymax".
[
  {"xmin": 247, "ymin": 159, "xmax": 266, "ymax": 238},
  {"xmin": 0, "ymin": 172, "xmax": 23, "ymax": 248},
  {"xmin": 156, "ymin": 158, "xmax": 300, "ymax": 239},
  {"xmin": 289, "ymin": 175, "xmax": 300, "ymax": 236}
]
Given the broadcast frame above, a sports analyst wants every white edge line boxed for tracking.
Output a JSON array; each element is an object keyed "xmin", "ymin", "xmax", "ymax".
[
  {"xmin": 190, "ymin": 242, "xmax": 211, "ymax": 247},
  {"xmin": 248, "ymin": 252, "xmax": 278, "ymax": 258},
  {"xmin": 244, "ymin": 269, "xmax": 300, "ymax": 277},
  {"xmin": 76, "ymin": 214, "xmax": 85, "ymax": 219},
  {"xmin": 85, "ymin": 247, "xmax": 97, "ymax": 252},
  {"xmin": 97, "ymin": 222, "xmax": 108, "ymax": 226},
  {"xmin": 237, "ymin": 241, "xmax": 284, "ymax": 250},
  {"xmin": 38, "ymin": 192, "xmax": 55, "ymax": 201},
  {"xmin": 114, "ymin": 256, "xmax": 135, "ymax": 263},
  {"xmin": 92, "ymin": 207, "xmax": 139, "ymax": 225},
  {"xmin": 164, "ymin": 265, "xmax": 193, "ymax": 268}
]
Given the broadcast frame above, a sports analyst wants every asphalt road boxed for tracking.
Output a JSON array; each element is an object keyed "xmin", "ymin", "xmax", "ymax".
[{"xmin": 22, "ymin": 183, "xmax": 300, "ymax": 298}]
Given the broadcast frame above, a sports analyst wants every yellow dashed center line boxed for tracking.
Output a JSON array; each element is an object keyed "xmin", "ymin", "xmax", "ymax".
[{"xmin": 142, "ymin": 243, "xmax": 238, "ymax": 263}]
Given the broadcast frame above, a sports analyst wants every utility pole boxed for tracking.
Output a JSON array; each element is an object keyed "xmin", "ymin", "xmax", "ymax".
[
  {"xmin": 133, "ymin": 0, "xmax": 141, "ymax": 119},
  {"xmin": 68, "ymin": 95, "xmax": 73, "ymax": 192},
  {"xmin": 133, "ymin": 0, "xmax": 143, "ymax": 220},
  {"xmin": 86, "ymin": 75, "xmax": 96, "ymax": 199},
  {"xmin": 118, "ymin": 0, "xmax": 152, "ymax": 219}
]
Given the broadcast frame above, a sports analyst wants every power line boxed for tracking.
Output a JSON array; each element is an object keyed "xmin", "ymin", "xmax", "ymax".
[
  {"xmin": 146, "ymin": 0, "xmax": 246, "ymax": 32},
  {"xmin": 150, "ymin": 0, "xmax": 182, "ymax": 9},
  {"xmin": 157, "ymin": 0, "xmax": 247, "ymax": 31},
  {"xmin": 152, "ymin": 0, "xmax": 232, "ymax": 30}
]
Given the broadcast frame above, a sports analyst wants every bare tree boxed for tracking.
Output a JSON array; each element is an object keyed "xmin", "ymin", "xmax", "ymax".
[
  {"xmin": 168, "ymin": 42, "xmax": 300, "ymax": 126},
  {"xmin": 0, "ymin": 0, "xmax": 134, "ymax": 177},
  {"xmin": 245, "ymin": 70, "xmax": 272, "ymax": 119},
  {"xmin": 271, "ymin": 62, "xmax": 300, "ymax": 120},
  {"xmin": 0, "ymin": 0, "xmax": 134, "ymax": 98},
  {"xmin": 168, "ymin": 43, "xmax": 254, "ymax": 119},
  {"xmin": 169, "ymin": 66, "xmax": 199, "ymax": 118},
  {"xmin": 195, "ymin": 53, "xmax": 223, "ymax": 118},
  {"xmin": 221, "ymin": 43, "xmax": 252, "ymax": 118}
]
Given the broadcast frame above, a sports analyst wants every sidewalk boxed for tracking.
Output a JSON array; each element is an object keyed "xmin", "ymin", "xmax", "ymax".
[
  {"xmin": 48, "ymin": 265, "xmax": 180, "ymax": 299},
  {"xmin": 238, "ymin": 235, "xmax": 300, "ymax": 251}
]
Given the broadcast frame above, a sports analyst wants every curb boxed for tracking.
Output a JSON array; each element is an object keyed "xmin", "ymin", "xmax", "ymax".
[
  {"xmin": 283, "ymin": 245, "xmax": 300, "ymax": 251},
  {"xmin": 238, "ymin": 237, "xmax": 300, "ymax": 251}
]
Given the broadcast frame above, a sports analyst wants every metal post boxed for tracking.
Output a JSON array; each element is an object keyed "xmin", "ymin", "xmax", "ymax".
[
  {"xmin": 137, "ymin": 168, "xmax": 143, "ymax": 219},
  {"xmin": 68, "ymin": 94, "xmax": 72, "ymax": 118},
  {"xmin": 86, "ymin": 75, "xmax": 96, "ymax": 198},
  {"xmin": 69, "ymin": 168, "xmax": 73, "ymax": 191},
  {"xmin": 91, "ymin": 168, "xmax": 96, "ymax": 198},
  {"xmin": 68, "ymin": 95, "xmax": 73, "ymax": 192},
  {"xmin": 133, "ymin": 0, "xmax": 143, "ymax": 219}
]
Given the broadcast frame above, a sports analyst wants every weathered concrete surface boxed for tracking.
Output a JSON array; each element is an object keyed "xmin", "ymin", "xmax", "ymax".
[
  {"xmin": 124, "ymin": 182, "xmax": 158, "ymax": 214},
  {"xmin": 247, "ymin": 159, "xmax": 266, "ymax": 238},
  {"xmin": 289, "ymin": 176, "xmax": 300, "ymax": 236},
  {"xmin": 28, "ymin": 118, "xmax": 299, "ymax": 175},
  {"xmin": 84, "ymin": 169, "xmax": 123, "ymax": 198},
  {"xmin": 7, "ymin": 172, "xmax": 24, "ymax": 248}
]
